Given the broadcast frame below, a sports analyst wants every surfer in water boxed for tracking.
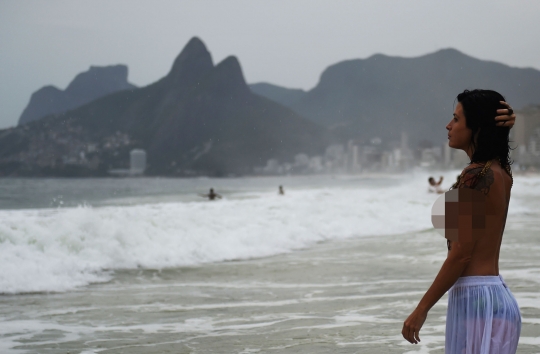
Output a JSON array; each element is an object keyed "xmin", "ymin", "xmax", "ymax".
[
  {"xmin": 200, "ymin": 188, "xmax": 222, "ymax": 200},
  {"xmin": 402, "ymin": 93, "xmax": 520, "ymax": 353}
]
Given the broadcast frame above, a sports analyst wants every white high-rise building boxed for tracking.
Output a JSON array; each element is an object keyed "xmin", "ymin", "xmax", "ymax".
[{"xmin": 130, "ymin": 149, "xmax": 146, "ymax": 175}]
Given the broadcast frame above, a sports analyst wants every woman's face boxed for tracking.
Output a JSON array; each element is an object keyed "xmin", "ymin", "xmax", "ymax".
[{"xmin": 446, "ymin": 102, "xmax": 472, "ymax": 153}]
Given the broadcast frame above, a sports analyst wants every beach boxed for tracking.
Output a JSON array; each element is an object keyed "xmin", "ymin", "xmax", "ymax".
[{"xmin": 0, "ymin": 173, "xmax": 539, "ymax": 353}]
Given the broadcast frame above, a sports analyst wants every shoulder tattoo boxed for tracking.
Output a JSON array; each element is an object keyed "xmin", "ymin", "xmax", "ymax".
[{"xmin": 460, "ymin": 166, "xmax": 494, "ymax": 195}]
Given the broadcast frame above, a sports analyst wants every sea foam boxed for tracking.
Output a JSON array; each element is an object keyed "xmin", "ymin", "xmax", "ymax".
[{"xmin": 0, "ymin": 173, "xmax": 535, "ymax": 294}]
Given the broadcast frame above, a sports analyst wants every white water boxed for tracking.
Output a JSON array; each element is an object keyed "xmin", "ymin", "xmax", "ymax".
[{"xmin": 0, "ymin": 173, "xmax": 536, "ymax": 294}]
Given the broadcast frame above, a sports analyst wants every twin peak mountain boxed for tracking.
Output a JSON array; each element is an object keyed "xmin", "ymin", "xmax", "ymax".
[
  {"xmin": 1, "ymin": 37, "xmax": 326, "ymax": 176},
  {"xmin": 5, "ymin": 37, "xmax": 540, "ymax": 177}
]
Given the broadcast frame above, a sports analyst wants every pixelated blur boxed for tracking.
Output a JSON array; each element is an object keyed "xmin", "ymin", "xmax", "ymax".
[{"xmin": 431, "ymin": 188, "xmax": 494, "ymax": 242}]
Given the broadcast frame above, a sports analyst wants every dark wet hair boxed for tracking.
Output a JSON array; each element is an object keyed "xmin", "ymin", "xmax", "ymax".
[{"xmin": 456, "ymin": 89, "xmax": 512, "ymax": 170}]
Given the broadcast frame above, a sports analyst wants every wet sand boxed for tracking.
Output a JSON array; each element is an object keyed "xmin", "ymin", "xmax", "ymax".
[{"xmin": 1, "ymin": 221, "xmax": 539, "ymax": 353}]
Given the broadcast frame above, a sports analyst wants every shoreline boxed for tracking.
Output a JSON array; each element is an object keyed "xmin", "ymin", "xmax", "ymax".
[{"xmin": 1, "ymin": 227, "xmax": 539, "ymax": 353}]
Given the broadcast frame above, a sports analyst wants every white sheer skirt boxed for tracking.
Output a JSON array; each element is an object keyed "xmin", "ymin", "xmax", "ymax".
[{"xmin": 446, "ymin": 275, "xmax": 521, "ymax": 354}]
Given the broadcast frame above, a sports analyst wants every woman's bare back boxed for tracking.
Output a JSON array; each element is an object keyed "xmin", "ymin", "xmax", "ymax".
[{"xmin": 454, "ymin": 160, "xmax": 513, "ymax": 276}]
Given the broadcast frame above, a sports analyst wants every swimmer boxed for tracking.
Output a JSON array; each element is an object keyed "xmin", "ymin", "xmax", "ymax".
[
  {"xmin": 428, "ymin": 176, "xmax": 444, "ymax": 194},
  {"xmin": 200, "ymin": 188, "xmax": 222, "ymax": 200},
  {"xmin": 278, "ymin": 185, "xmax": 284, "ymax": 195}
]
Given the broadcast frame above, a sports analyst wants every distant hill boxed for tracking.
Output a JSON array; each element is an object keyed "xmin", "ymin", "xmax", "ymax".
[
  {"xmin": 250, "ymin": 83, "xmax": 307, "ymax": 107},
  {"xmin": 251, "ymin": 49, "xmax": 540, "ymax": 146},
  {"xmin": 18, "ymin": 65, "xmax": 137, "ymax": 125},
  {"xmin": 0, "ymin": 38, "xmax": 327, "ymax": 177}
]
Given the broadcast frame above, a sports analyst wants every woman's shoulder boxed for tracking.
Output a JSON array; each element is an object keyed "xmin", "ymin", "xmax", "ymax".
[
  {"xmin": 457, "ymin": 161, "xmax": 495, "ymax": 194},
  {"xmin": 460, "ymin": 162, "xmax": 487, "ymax": 178}
]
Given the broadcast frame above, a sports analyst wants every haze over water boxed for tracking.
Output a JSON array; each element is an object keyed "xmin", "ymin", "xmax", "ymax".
[{"xmin": 0, "ymin": 173, "xmax": 539, "ymax": 353}]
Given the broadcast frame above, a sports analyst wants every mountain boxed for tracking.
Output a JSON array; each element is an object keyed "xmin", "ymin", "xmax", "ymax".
[
  {"xmin": 18, "ymin": 65, "xmax": 137, "ymax": 125},
  {"xmin": 249, "ymin": 83, "xmax": 307, "ymax": 107},
  {"xmin": 251, "ymin": 49, "xmax": 540, "ymax": 146},
  {"xmin": 0, "ymin": 38, "xmax": 327, "ymax": 177}
]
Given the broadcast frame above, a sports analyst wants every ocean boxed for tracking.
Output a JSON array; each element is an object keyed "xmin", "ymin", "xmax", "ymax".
[{"xmin": 0, "ymin": 172, "xmax": 539, "ymax": 353}]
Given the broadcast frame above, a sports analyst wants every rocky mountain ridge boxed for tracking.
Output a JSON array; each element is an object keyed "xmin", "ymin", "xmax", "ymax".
[
  {"xmin": 0, "ymin": 38, "xmax": 327, "ymax": 177},
  {"xmin": 18, "ymin": 65, "xmax": 137, "ymax": 125},
  {"xmin": 250, "ymin": 48, "xmax": 540, "ymax": 146}
]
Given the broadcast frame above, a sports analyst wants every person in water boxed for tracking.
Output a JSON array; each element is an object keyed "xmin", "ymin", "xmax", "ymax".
[
  {"xmin": 428, "ymin": 176, "xmax": 444, "ymax": 194},
  {"xmin": 278, "ymin": 185, "xmax": 285, "ymax": 195},
  {"xmin": 200, "ymin": 188, "xmax": 222, "ymax": 200},
  {"xmin": 402, "ymin": 90, "xmax": 520, "ymax": 353}
]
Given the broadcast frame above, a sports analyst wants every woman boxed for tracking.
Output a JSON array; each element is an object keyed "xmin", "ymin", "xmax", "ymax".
[{"xmin": 402, "ymin": 90, "xmax": 521, "ymax": 353}]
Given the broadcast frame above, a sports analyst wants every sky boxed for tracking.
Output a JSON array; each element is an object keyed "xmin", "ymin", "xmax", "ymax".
[{"xmin": 0, "ymin": 0, "xmax": 539, "ymax": 129}]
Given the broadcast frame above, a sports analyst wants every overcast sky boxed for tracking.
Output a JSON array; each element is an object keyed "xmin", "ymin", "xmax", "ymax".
[{"xmin": 0, "ymin": 0, "xmax": 539, "ymax": 128}]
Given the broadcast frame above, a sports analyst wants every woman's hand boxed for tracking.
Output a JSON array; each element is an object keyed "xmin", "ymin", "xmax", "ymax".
[
  {"xmin": 495, "ymin": 101, "xmax": 515, "ymax": 128},
  {"xmin": 402, "ymin": 307, "xmax": 427, "ymax": 344}
]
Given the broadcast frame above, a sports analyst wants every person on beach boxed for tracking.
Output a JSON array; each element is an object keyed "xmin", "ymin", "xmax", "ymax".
[
  {"xmin": 402, "ymin": 90, "xmax": 520, "ymax": 353},
  {"xmin": 428, "ymin": 176, "xmax": 444, "ymax": 194},
  {"xmin": 200, "ymin": 188, "xmax": 222, "ymax": 200}
]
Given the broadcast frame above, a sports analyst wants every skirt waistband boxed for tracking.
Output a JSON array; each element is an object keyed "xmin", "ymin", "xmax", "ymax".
[{"xmin": 453, "ymin": 275, "xmax": 507, "ymax": 288}]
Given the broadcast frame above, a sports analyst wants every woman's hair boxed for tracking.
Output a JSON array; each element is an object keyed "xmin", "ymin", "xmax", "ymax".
[{"xmin": 456, "ymin": 89, "xmax": 512, "ymax": 170}]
